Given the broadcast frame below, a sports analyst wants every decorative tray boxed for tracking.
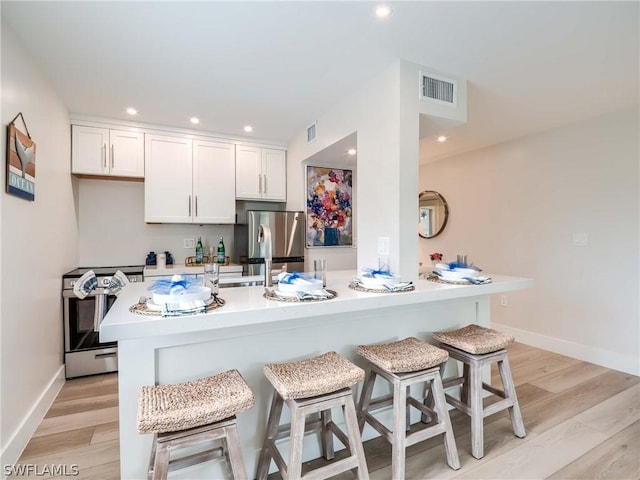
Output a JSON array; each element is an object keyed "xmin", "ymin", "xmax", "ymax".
[
  {"xmin": 426, "ymin": 275, "xmax": 492, "ymax": 285},
  {"xmin": 263, "ymin": 289, "xmax": 338, "ymax": 303},
  {"xmin": 129, "ymin": 296, "xmax": 226, "ymax": 317},
  {"xmin": 348, "ymin": 282, "xmax": 415, "ymax": 293}
]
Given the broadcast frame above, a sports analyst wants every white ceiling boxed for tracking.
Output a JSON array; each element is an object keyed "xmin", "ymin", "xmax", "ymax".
[{"xmin": 2, "ymin": 1, "xmax": 638, "ymax": 163}]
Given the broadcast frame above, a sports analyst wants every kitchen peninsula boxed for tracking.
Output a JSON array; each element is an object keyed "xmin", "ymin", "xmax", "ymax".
[{"xmin": 101, "ymin": 270, "xmax": 533, "ymax": 479}]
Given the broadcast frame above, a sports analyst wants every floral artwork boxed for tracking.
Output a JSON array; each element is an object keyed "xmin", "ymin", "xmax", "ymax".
[{"xmin": 306, "ymin": 166, "xmax": 353, "ymax": 247}]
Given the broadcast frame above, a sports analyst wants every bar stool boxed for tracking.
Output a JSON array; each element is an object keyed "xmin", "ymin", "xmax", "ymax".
[
  {"xmin": 356, "ymin": 337, "xmax": 460, "ymax": 479},
  {"xmin": 137, "ymin": 369, "xmax": 254, "ymax": 480},
  {"xmin": 432, "ymin": 324, "xmax": 526, "ymax": 459},
  {"xmin": 255, "ymin": 351, "xmax": 370, "ymax": 480}
]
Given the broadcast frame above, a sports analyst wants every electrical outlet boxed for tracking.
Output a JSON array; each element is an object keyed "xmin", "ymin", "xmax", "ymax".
[
  {"xmin": 183, "ymin": 238, "xmax": 195, "ymax": 249},
  {"xmin": 500, "ymin": 295, "xmax": 508, "ymax": 307}
]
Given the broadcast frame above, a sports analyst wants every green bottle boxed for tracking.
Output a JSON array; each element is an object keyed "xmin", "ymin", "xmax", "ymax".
[
  {"xmin": 217, "ymin": 236, "xmax": 225, "ymax": 264},
  {"xmin": 195, "ymin": 236, "xmax": 203, "ymax": 264}
]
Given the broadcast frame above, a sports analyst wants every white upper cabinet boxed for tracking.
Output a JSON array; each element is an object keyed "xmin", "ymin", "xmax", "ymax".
[
  {"xmin": 235, "ymin": 145, "xmax": 286, "ymax": 201},
  {"xmin": 72, "ymin": 125, "xmax": 144, "ymax": 178},
  {"xmin": 193, "ymin": 140, "xmax": 235, "ymax": 224},
  {"xmin": 145, "ymin": 134, "xmax": 235, "ymax": 224}
]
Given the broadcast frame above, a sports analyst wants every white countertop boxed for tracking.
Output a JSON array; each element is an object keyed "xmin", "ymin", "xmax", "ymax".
[
  {"xmin": 101, "ymin": 270, "xmax": 533, "ymax": 342},
  {"xmin": 143, "ymin": 263, "xmax": 244, "ymax": 277}
]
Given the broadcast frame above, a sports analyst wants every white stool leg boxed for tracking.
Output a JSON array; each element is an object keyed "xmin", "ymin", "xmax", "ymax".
[
  {"xmin": 343, "ymin": 397, "xmax": 371, "ymax": 480},
  {"xmin": 431, "ymin": 373, "xmax": 460, "ymax": 470},
  {"xmin": 287, "ymin": 402, "xmax": 307, "ymax": 480},
  {"xmin": 498, "ymin": 355, "xmax": 526, "ymax": 438},
  {"xmin": 469, "ymin": 360, "xmax": 484, "ymax": 459},
  {"xmin": 224, "ymin": 424, "xmax": 248, "ymax": 480},
  {"xmin": 391, "ymin": 378, "xmax": 408, "ymax": 480},
  {"xmin": 256, "ymin": 391, "xmax": 284, "ymax": 480}
]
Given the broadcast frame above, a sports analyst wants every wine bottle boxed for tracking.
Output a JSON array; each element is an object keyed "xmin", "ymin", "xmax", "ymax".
[
  {"xmin": 217, "ymin": 236, "xmax": 225, "ymax": 264},
  {"xmin": 195, "ymin": 236, "xmax": 203, "ymax": 264}
]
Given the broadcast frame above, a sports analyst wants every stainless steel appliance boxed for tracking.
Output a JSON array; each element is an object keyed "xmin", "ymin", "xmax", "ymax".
[
  {"xmin": 235, "ymin": 210, "xmax": 305, "ymax": 276},
  {"xmin": 62, "ymin": 266, "xmax": 143, "ymax": 378}
]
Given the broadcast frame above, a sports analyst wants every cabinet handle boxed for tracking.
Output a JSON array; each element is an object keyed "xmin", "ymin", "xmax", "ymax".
[
  {"xmin": 103, "ymin": 144, "xmax": 107, "ymax": 169},
  {"xmin": 110, "ymin": 145, "xmax": 114, "ymax": 169},
  {"xmin": 195, "ymin": 196, "xmax": 198, "ymax": 216},
  {"xmin": 188, "ymin": 195, "xmax": 191, "ymax": 216},
  {"xmin": 263, "ymin": 174, "xmax": 267, "ymax": 194},
  {"xmin": 258, "ymin": 174, "xmax": 262, "ymax": 194}
]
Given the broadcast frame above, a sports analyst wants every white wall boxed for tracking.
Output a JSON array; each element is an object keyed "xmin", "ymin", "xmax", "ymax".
[
  {"xmin": 420, "ymin": 107, "xmax": 639, "ymax": 374},
  {"xmin": 1, "ymin": 21, "xmax": 78, "ymax": 465},
  {"xmin": 287, "ymin": 60, "xmax": 465, "ymax": 278},
  {"xmin": 77, "ymin": 179, "xmax": 235, "ymax": 267}
]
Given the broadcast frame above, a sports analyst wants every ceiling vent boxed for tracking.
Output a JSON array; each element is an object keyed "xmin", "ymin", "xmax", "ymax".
[
  {"xmin": 420, "ymin": 72, "xmax": 457, "ymax": 106},
  {"xmin": 306, "ymin": 121, "xmax": 317, "ymax": 143}
]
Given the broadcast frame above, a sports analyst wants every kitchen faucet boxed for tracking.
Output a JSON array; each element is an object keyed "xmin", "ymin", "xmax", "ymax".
[{"xmin": 257, "ymin": 224, "xmax": 273, "ymax": 290}]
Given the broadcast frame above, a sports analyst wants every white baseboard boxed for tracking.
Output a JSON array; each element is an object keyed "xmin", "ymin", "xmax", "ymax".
[
  {"xmin": 0, "ymin": 366, "xmax": 65, "ymax": 471},
  {"xmin": 493, "ymin": 323, "xmax": 639, "ymax": 376}
]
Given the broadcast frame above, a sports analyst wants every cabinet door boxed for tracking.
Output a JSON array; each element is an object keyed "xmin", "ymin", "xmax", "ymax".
[
  {"xmin": 193, "ymin": 140, "xmax": 235, "ymax": 224},
  {"xmin": 144, "ymin": 134, "xmax": 193, "ymax": 223},
  {"xmin": 109, "ymin": 129, "xmax": 144, "ymax": 178},
  {"xmin": 71, "ymin": 125, "xmax": 109, "ymax": 175},
  {"xmin": 235, "ymin": 145, "xmax": 262, "ymax": 200},
  {"xmin": 262, "ymin": 148, "xmax": 286, "ymax": 201}
]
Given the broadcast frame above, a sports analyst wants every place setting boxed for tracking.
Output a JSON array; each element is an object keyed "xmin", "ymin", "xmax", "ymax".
[
  {"xmin": 130, "ymin": 273, "xmax": 225, "ymax": 317},
  {"xmin": 426, "ymin": 254, "xmax": 492, "ymax": 285},
  {"xmin": 264, "ymin": 266, "xmax": 337, "ymax": 302},
  {"xmin": 349, "ymin": 256, "xmax": 415, "ymax": 293}
]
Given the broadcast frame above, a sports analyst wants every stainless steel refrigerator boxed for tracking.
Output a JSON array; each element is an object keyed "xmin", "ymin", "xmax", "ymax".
[{"xmin": 235, "ymin": 210, "xmax": 305, "ymax": 275}]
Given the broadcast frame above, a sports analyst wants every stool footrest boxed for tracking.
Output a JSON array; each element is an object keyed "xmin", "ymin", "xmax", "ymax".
[
  {"xmin": 167, "ymin": 447, "xmax": 224, "ymax": 474},
  {"xmin": 406, "ymin": 422, "xmax": 447, "ymax": 447},
  {"xmin": 482, "ymin": 382, "xmax": 506, "ymax": 398},
  {"xmin": 303, "ymin": 456, "xmax": 359, "ymax": 480}
]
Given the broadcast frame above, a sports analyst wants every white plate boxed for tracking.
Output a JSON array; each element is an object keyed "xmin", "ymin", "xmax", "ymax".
[
  {"xmin": 436, "ymin": 268, "xmax": 479, "ymax": 281},
  {"xmin": 145, "ymin": 295, "xmax": 214, "ymax": 311},
  {"xmin": 277, "ymin": 277, "xmax": 323, "ymax": 293},
  {"xmin": 152, "ymin": 286, "xmax": 212, "ymax": 306},
  {"xmin": 359, "ymin": 272, "xmax": 402, "ymax": 287}
]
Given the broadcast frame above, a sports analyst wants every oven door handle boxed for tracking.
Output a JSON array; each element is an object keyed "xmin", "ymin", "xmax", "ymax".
[
  {"xmin": 62, "ymin": 287, "xmax": 110, "ymax": 298},
  {"xmin": 94, "ymin": 293, "xmax": 107, "ymax": 333}
]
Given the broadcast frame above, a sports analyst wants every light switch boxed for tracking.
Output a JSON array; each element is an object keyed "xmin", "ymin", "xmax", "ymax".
[{"xmin": 572, "ymin": 233, "xmax": 588, "ymax": 247}]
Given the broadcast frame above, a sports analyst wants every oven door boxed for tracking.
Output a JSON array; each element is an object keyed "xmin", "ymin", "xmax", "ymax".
[{"xmin": 63, "ymin": 289, "xmax": 117, "ymax": 353}]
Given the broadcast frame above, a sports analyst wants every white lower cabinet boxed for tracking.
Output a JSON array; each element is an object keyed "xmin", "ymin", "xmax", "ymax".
[
  {"xmin": 144, "ymin": 134, "xmax": 235, "ymax": 224},
  {"xmin": 235, "ymin": 145, "xmax": 286, "ymax": 201}
]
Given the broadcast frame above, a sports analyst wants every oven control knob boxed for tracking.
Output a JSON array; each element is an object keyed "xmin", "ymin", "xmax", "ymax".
[
  {"xmin": 69, "ymin": 280, "xmax": 75, "ymax": 287},
  {"xmin": 130, "ymin": 277, "xmax": 137, "ymax": 283},
  {"xmin": 102, "ymin": 278, "xmax": 110, "ymax": 287}
]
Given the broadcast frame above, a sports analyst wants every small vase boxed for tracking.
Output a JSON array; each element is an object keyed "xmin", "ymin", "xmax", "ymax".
[{"xmin": 324, "ymin": 227, "xmax": 339, "ymax": 246}]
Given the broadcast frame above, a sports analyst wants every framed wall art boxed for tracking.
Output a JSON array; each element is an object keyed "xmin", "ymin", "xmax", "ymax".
[
  {"xmin": 306, "ymin": 165, "xmax": 353, "ymax": 247},
  {"xmin": 6, "ymin": 112, "xmax": 36, "ymax": 201}
]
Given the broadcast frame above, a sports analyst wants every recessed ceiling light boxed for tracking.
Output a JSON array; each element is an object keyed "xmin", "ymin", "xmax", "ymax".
[
  {"xmin": 190, "ymin": 117, "xmax": 200, "ymax": 124},
  {"xmin": 375, "ymin": 5, "xmax": 392, "ymax": 18},
  {"xmin": 244, "ymin": 125, "xmax": 253, "ymax": 133},
  {"xmin": 126, "ymin": 107, "xmax": 137, "ymax": 115},
  {"xmin": 437, "ymin": 136, "xmax": 448, "ymax": 143},
  {"xmin": 347, "ymin": 148, "xmax": 357, "ymax": 156}
]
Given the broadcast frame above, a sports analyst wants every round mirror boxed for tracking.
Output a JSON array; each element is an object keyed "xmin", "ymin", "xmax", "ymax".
[{"xmin": 418, "ymin": 190, "xmax": 448, "ymax": 238}]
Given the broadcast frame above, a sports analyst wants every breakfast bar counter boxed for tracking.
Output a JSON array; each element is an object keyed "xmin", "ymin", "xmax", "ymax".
[{"xmin": 101, "ymin": 270, "xmax": 533, "ymax": 479}]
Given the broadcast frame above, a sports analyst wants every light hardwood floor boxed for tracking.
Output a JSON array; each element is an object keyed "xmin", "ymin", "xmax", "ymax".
[{"xmin": 12, "ymin": 343, "xmax": 640, "ymax": 479}]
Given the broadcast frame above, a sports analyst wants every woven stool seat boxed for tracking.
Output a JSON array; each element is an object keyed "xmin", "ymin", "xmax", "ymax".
[
  {"xmin": 357, "ymin": 337, "xmax": 449, "ymax": 373},
  {"xmin": 433, "ymin": 324, "xmax": 514, "ymax": 354},
  {"xmin": 263, "ymin": 351, "xmax": 364, "ymax": 400},
  {"xmin": 137, "ymin": 369, "xmax": 254, "ymax": 434}
]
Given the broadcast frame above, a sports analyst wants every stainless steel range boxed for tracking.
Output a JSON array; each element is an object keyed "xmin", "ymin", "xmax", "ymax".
[{"xmin": 62, "ymin": 266, "xmax": 143, "ymax": 378}]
